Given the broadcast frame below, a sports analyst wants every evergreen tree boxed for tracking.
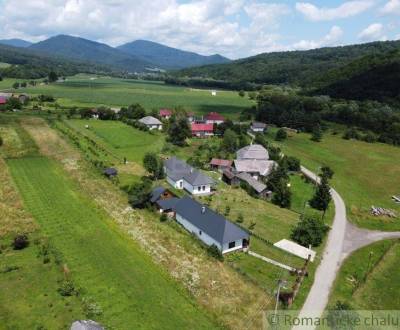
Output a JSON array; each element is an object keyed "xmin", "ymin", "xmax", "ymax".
[
  {"xmin": 321, "ymin": 166, "xmax": 334, "ymax": 180},
  {"xmin": 48, "ymin": 71, "xmax": 58, "ymax": 83},
  {"xmin": 309, "ymin": 175, "xmax": 332, "ymax": 213},
  {"xmin": 272, "ymin": 179, "xmax": 292, "ymax": 208},
  {"xmin": 311, "ymin": 124, "xmax": 323, "ymax": 142},
  {"xmin": 267, "ymin": 166, "xmax": 289, "ymax": 191}
]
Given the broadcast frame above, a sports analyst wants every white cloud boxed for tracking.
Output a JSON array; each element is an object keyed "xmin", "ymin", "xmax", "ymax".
[
  {"xmin": 358, "ymin": 23, "xmax": 386, "ymax": 41},
  {"xmin": 244, "ymin": 3, "xmax": 290, "ymax": 31},
  {"xmin": 292, "ymin": 26, "xmax": 344, "ymax": 50},
  {"xmin": 381, "ymin": 0, "xmax": 400, "ymax": 15},
  {"xmin": 296, "ymin": 1, "xmax": 375, "ymax": 21}
]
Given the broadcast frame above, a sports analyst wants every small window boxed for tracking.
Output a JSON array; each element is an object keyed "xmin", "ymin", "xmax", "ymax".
[
  {"xmin": 229, "ymin": 241, "xmax": 235, "ymax": 249},
  {"xmin": 198, "ymin": 186, "xmax": 201, "ymax": 192},
  {"xmin": 180, "ymin": 181, "xmax": 183, "ymax": 188},
  {"xmin": 202, "ymin": 185, "xmax": 206, "ymax": 191},
  {"xmin": 199, "ymin": 230, "xmax": 202, "ymax": 235}
]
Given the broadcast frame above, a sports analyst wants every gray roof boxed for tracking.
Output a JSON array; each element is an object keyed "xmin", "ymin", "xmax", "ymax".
[
  {"xmin": 234, "ymin": 159, "xmax": 276, "ymax": 176},
  {"xmin": 174, "ymin": 196, "xmax": 249, "ymax": 245},
  {"xmin": 103, "ymin": 167, "xmax": 118, "ymax": 176},
  {"xmin": 164, "ymin": 157, "xmax": 214, "ymax": 186},
  {"xmin": 150, "ymin": 186, "xmax": 167, "ymax": 203},
  {"xmin": 236, "ymin": 144, "xmax": 269, "ymax": 160},
  {"xmin": 71, "ymin": 320, "xmax": 104, "ymax": 330},
  {"xmin": 236, "ymin": 172, "xmax": 268, "ymax": 194},
  {"xmin": 157, "ymin": 197, "xmax": 180, "ymax": 210},
  {"xmin": 139, "ymin": 116, "xmax": 162, "ymax": 126},
  {"xmin": 251, "ymin": 122, "xmax": 267, "ymax": 129}
]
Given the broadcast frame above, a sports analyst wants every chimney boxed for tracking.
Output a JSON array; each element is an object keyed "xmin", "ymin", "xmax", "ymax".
[{"xmin": 201, "ymin": 206, "xmax": 206, "ymax": 214}]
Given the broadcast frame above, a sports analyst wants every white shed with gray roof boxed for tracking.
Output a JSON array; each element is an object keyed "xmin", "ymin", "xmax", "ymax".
[
  {"xmin": 138, "ymin": 116, "xmax": 163, "ymax": 130},
  {"xmin": 174, "ymin": 196, "xmax": 250, "ymax": 254}
]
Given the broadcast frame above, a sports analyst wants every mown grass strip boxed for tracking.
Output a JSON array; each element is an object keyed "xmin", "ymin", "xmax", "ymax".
[{"xmin": 6, "ymin": 156, "xmax": 218, "ymax": 329}]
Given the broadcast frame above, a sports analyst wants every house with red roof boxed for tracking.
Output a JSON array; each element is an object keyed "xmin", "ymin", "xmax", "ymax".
[
  {"xmin": 209, "ymin": 158, "xmax": 233, "ymax": 172},
  {"xmin": 205, "ymin": 112, "xmax": 224, "ymax": 125},
  {"xmin": 191, "ymin": 123, "xmax": 214, "ymax": 137},
  {"xmin": 0, "ymin": 96, "xmax": 7, "ymax": 106},
  {"xmin": 159, "ymin": 108, "xmax": 173, "ymax": 119}
]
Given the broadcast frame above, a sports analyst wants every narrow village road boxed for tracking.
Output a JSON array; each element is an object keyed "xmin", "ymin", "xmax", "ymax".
[
  {"xmin": 293, "ymin": 167, "xmax": 400, "ymax": 330},
  {"xmin": 293, "ymin": 167, "xmax": 347, "ymax": 328}
]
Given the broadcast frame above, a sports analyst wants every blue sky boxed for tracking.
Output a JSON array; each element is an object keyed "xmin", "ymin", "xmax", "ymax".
[{"xmin": 0, "ymin": 0, "xmax": 399, "ymax": 59}]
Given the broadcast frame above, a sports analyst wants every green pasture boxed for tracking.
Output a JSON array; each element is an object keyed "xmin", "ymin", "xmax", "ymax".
[
  {"xmin": 5, "ymin": 156, "xmax": 217, "ymax": 329},
  {"xmin": 328, "ymin": 239, "xmax": 400, "ymax": 309},
  {"xmin": 10, "ymin": 75, "xmax": 253, "ymax": 116},
  {"xmin": 267, "ymin": 128, "xmax": 400, "ymax": 231}
]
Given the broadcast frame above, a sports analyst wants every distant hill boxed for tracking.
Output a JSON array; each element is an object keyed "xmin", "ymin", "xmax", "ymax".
[
  {"xmin": 0, "ymin": 38, "xmax": 32, "ymax": 48},
  {"xmin": 176, "ymin": 40, "xmax": 400, "ymax": 85},
  {"xmin": 117, "ymin": 39, "xmax": 230, "ymax": 69},
  {"xmin": 29, "ymin": 35, "xmax": 152, "ymax": 72},
  {"xmin": 0, "ymin": 43, "xmax": 112, "ymax": 79}
]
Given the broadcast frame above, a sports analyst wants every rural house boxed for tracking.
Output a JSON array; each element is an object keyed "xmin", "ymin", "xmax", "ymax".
[
  {"xmin": 205, "ymin": 112, "xmax": 225, "ymax": 125},
  {"xmin": 236, "ymin": 172, "xmax": 272, "ymax": 199},
  {"xmin": 159, "ymin": 108, "xmax": 172, "ymax": 119},
  {"xmin": 174, "ymin": 196, "xmax": 250, "ymax": 254},
  {"xmin": 139, "ymin": 116, "xmax": 163, "ymax": 130},
  {"xmin": 234, "ymin": 144, "xmax": 277, "ymax": 179},
  {"xmin": 209, "ymin": 158, "xmax": 232, "ymax": 172},
  {"xmin": 150, "ymin": 187, "xmax": 180, "ymax": 216},
  {"xmin": 250, "ymin": 122, "xmax": 267, "ymax": 133},
  {"xmin": 191, "ymin": 123, "xmax": 214, "ymax": 137},
  {"xmin": 164, "ymin": 157, "xmax": 214, "ymax": 195}
]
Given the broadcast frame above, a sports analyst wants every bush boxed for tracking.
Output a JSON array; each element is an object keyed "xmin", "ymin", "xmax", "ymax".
[
  {"xmin": 160, "ymin": 213, "xmax": 168, "ymax": 222},
  {"xmin": 291, "ymin": 216, "xmax": 329, "ymax": 247},
  {"xmin": 57, "ymin": 280, "xmax": 76, "ymax": 296},
  {"xmin": 275, "ymin": 128, "xmax": 287, "ymax": 141},
  {"xmin": 207, "ymin": 244, "xmax": 224, "ymax": 261},
  {"xmin": 12, "ymin": 234, "xmax": 29, "ymax": 250}
]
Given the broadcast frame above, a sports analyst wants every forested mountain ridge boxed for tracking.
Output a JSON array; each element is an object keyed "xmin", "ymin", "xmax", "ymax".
[
  {"xmin": 0, "ymin": 38, "xmax": 32, "ymax": 48},
  {"xmin": 175, "ymin": 40, "xmax": 400, "ymax": 85},
  {"xmin": 29, "ymin": 35, "xmax": 152, "ymax": 73},
  {"xmin": 0, "ymin": 43, "xmax": 111, "ymax": 79},
  {"xmin": 117, "ymin": 39, "xmax": 230, "ymax": 69}
]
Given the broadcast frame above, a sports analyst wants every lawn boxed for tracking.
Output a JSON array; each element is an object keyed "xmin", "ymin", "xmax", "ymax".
[
  {"xmin": 9, "ymin": 74, "xmax": 254, "ymax": 117},
  {"xmin": 328, "ymin": 239, "xmax": 400, "ymax": 310},
  {"xmin": 268, "ymin": 128, "xmax": 400, "ymax": 231},
  {"xmin": 5, "ymin": 156, "xmax": 218, "ymax": 329}
]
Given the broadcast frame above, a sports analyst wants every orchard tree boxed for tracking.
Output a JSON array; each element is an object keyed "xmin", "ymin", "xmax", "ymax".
[
  {"xmin": 272, "ymin": 179, "xmax": 292, "ymax": 208},
  {"xmin": 167, "ymin": 114, "xmax": 190, "ymax": 146},
  {"xmin": 221, "ymin": 129, "xmax": 238, "ymax": 153},
  {"xmin": 290, "ymin": 216, "xmax": 329, "ymax": 247},
  {"xmin": 143, "ymin": 152, "xmax": 164, "ymax": 179},
  {"xmin": 128, "ymin": 178, "xmax": 152, "ymax": 209}
]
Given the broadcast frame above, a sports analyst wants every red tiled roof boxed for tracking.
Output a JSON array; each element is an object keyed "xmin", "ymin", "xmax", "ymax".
[
  {"xmin": 210, "ymin": 158, "xmax": 232, "ymax": 167},
  {"xmin": 159, "ymin": 109, "xmax": 172, "ymax": 116},
  {"xmin": 191, "ymin": 123, "xmax": 214, "ymax": 132},
  {"xmin": 0, "ymin": 97, "xmax": 7, "ymax": 105},
  {"xmin": 205, "ymin": 112, "xmax": 224, "ymax": 121}
]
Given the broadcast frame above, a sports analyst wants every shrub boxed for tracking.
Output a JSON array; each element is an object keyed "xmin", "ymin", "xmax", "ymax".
[
  {"xmin": 160, "ymin": 213, "xmax": 168, "ymax": 222},
  {"xmin": 236, "ymin": 213, "xmax": 244, "ymax": 223},
  {"xmin": 57, "ymin": 280, "xmax": 76, "ymax": 296},
  {"xmin": 207, "ymin": 244, "xmax": 224, "ymax": 261},
  {"xmin": 275, "ymin": 128, "xmax": 287, "ymax": 141},
  {"xmin": 290, "ymin": 216, "xmax": 329, "ymax": 247},
  {"xmin": 12, "ymin": 234, "xmax": 29, "ymax": 250}
]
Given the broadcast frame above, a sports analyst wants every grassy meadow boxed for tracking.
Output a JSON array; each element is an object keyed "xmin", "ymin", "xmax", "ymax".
[
  {"xmin": 2, "ymin": 75, "xmax": 254, "ymax": 117},
  {"xmin": 328, "ymin": 239, "xmax": 400, "ymax": 309},
  {"xmin": 267, "ymin": 128, "xmax": 400, "ymax": 231}
]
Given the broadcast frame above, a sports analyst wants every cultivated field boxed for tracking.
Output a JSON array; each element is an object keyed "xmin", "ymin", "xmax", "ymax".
[
  {"xmin": 4, "ymin": 75, "xmax": 253, "ymax": 116},
  {"xmin": 268, "ymin": 129, "xmax": 400, "ymax": 231},
  {"xmin": 328, "ymin": 239, "xmax": 400, "ymax": 309}
]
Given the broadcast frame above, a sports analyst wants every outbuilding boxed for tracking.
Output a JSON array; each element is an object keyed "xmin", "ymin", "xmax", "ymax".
[{"xmin": 139, "ymin": 116, "xmax": 163, "ymax": 130}]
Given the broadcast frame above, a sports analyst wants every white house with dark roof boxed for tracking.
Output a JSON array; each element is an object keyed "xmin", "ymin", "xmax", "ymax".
[
  {"xmin": 174, "ymin": 196, "xmax": 249, "ymax": 254},
  {"xmin": 164, "ymin": 157, "xmax": 214, "ymax": 195},
  {"xmin": 138, "ymin": 116, "xmax": 163, "ymax": 130},
  {"xmin": 250, "ymin": 122, "xmax": 267, "ymax": 133}
]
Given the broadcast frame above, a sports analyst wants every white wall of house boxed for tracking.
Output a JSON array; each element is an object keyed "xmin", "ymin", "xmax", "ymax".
[
  {"xmin": 222, "ymin": 239, "xmax": 245, "ymax": 254},
  {"xmin": 166, "ymin": 176, "xmax": 183, "ymax": 189},
  {"xmin": 176, "ymin": 213, "xmax": 222, "ymax": 250},
  {"xmin": 251, "ymin": 127, "xmax": 265, "ymax": 133},
  {"xmin": 206, "ymin": 120, "xmax": 224, "ymax": 125},
  {"xmin": 147, "ymin": 124, "xmax": 162, "ymax": 130},
  {"xmin": 183, "ymin": 180, "xmax": 211, "ymax": 195}
]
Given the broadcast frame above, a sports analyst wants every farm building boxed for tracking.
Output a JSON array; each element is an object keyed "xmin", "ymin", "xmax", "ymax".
[
  {"xmin": 209, "ymin": 158, "xmax": 232, "ymax": 172},
  {"xmin": 150, "ymin": 186, "xmax": 176, "ymax": 204},
  {"xmin": 222, "ymin": 169, "xmax": 241, "ymax": 186},
  {"xmin": 159, "ymin": 108, "xmax": 172, "ymax": 119},
  {"xmin": 236, "ymin": 173, "xmax": 272, "ymax": 199},
  {"xmin": 139, "ymin": 116, "xmax": 163, "ymax": 130},
  {"xmin": 234, "ymin": 144, "xmax": 277, "ymax": 179},
  {"xmin": 174, "ymin": 196, "xmax": 250, "ymax": 254},
  {"xmin": 205, "ymin": 112, "xmax": 224, "ymax": 125},
  {"xmin": 191, "ymin": 123, "xmax": 214, "ymax": 137},
  {"xmin": 250, "ymin": 122, "xmax": 267, "ymax": 133},
  {"xmin": 164, "ymin": 157, "xmax": 214, "ymax": 196}
]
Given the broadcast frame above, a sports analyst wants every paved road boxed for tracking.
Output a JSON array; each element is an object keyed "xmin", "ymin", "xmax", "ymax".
[
  {"xmin": 293, "ymin": 166, "xmax": 400, "ymax": 330},
  {"xmin": 294, "ymin": 167, "xmax": 348, "ymax": 328}
]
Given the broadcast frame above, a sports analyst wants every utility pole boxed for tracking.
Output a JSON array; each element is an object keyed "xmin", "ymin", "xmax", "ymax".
[{"xmin": 274, "ymin": 279, "xmax": 287, "ymax": 316}]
